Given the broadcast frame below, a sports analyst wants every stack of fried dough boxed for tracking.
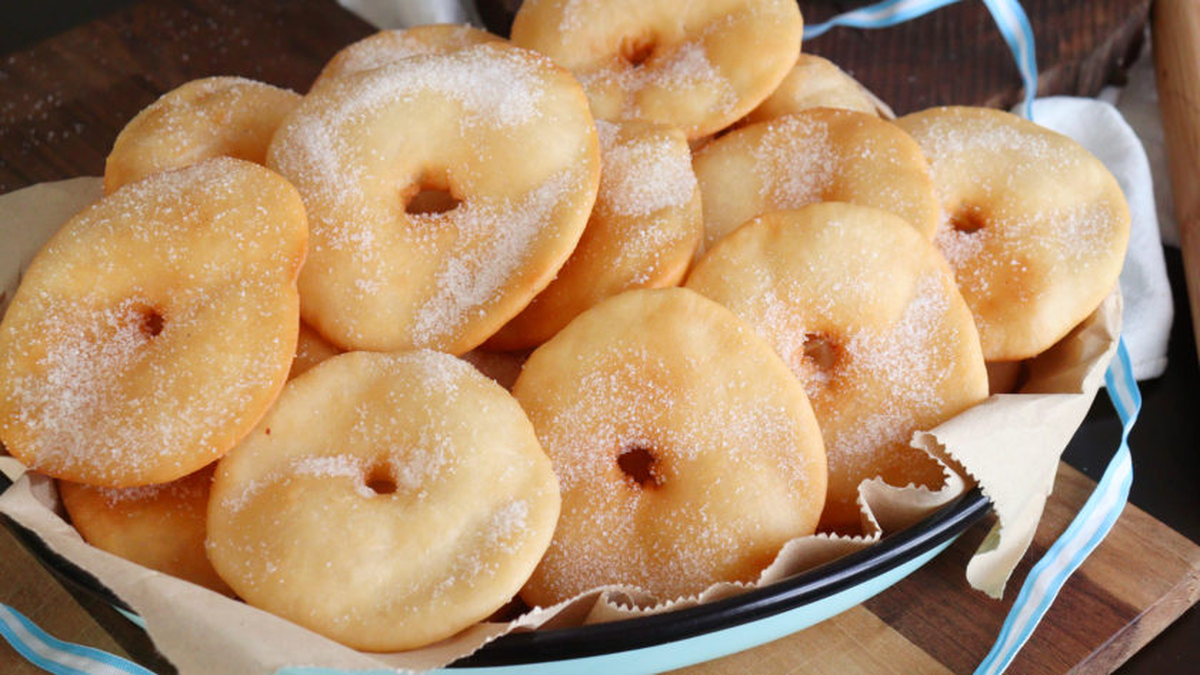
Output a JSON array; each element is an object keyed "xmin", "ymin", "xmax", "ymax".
[{"xmin": 0, "ymin": 0, "xmax": 1129, "ymax": 653}]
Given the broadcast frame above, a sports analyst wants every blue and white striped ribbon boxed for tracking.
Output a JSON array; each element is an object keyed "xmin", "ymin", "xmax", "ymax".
[
  {"xmin": 804, "ymin": 0, "xmax": 1038, "ymax": 118},
  {"xmin": 0, "ymin": 603, "xmax": 152, "ymax": 675},
  {"xmin": 979, "ymin": 0, "xmax": 1038, "ymax": 119},
  {"xmin": 802, "ymin": 0, "xmax": 960, "ymax": 39},
  {"xmin": 975, "ymin": 340, "xmax": 1140, "ymax": 675}
]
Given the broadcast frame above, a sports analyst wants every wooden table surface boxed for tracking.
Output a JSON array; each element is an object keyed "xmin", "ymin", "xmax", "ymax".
[{"xmin": 1, "ymin": 1, "xmax": 1198, "ymax": 673}]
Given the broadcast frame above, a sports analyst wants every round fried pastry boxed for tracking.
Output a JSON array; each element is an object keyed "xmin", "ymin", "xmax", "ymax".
[
  {"xmin": 59, "ymin": 465, "xmax": 232, "ymax": 595},
  {"xmin": 515, "ymin": 288, "xmax": 826, "ymax": 605},
  {"xmin": 312, "ymin": 25, "xmax": 504, "ymax": 88},
  {"xmin": 511, "ymin": 0, "xmax": 802, "ymax": 139},
  {"xmin": 268, "ymin": 42, "xmax": 600, "ymax": 354},
  {"xmin": 686, "ymin": 204, "xmax": 987, "ymax": 533},
  {"xmin": 488, "ymin": 119, "xmax": 702, "ymax": 350},
  {"xmin": 741, "ymin": 54, "xmax": 880, "ymax": 124},
  {"xmin": 0, "ymin": 158, "xmax": 307, "ymax": 487},
  {"xmin": 692, "ymin": 108, "xmax": 938, "ymax": 253},
  {"xmin": 104, "ymin": 77, "xmax": 301, "ymax": 194},
  {"xmin": 895, "ymin": 106, "xmax": 1131, "ymax": 360},
  {"xmin": 207, "ymin": 350, "xmax": 560, "ymax": 651}
]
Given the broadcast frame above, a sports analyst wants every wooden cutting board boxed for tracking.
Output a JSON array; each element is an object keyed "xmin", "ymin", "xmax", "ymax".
[{"xmin": 672, "ymin": 463, "xmax": 1200, "ymax": 675}]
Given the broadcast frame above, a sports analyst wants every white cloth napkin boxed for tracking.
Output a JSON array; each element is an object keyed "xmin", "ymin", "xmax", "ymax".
[{"xmin": 1025, "ymin": 97, "xmax": 1173, "ymax": 380}]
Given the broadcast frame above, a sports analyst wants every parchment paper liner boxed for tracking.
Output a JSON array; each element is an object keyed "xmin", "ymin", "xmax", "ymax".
[{"xmin": 0, "ymin": 178, "xmax": 1119, "ymax": 673}]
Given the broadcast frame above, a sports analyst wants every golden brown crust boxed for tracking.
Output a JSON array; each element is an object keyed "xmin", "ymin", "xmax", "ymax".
[
  {"xmin": 268, "ymin": 42, "xmax": 600, "ymax": 354},
  {"xmin": 207, "ymin": 351, "xmax": 560, "ymax": 651},
  {"xmin": 692, "ymin": 108, "xmax": 939, "ymax": 253},
  {"xmin": 0, "ymin": 158, "xmax": 307, "ymax": 487},
  {"xmin": 104, "ymin": 77, "xmax": 301, "ymax": 194},
  {"xmin": 686, "ymin": 204, "xmax": 987, "ymax": 533},
  {"xmin": 311, "ymin": 25, "xmax": 505, "ymax": 90},
  {"xmin": 287, "ymin": 322, "xmax": 342, "ymax": 380},
  {"xmin": 515, "ymin": 288, "xmax": 826, "ymax": 605},
  {"xmin": 896, "ymin": 106, "xmax": 1131, "ymax": 360},
  {"xmin": 741, "ymin": 54, "xmax": 880, "ymax": 124},
  {"xmin": 487, "ymin": 119, "xmax": 702, "ymax": 350},
  {"xmin": 511, "ymin": 0, "xmax": 803, "ymax": 138},
  {"xmin": 59, "ymin": 465, "xmax": 233, "ymax": 595}
]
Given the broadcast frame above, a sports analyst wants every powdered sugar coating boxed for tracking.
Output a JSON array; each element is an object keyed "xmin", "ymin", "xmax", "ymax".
[
  {"xmin": 741, "ymin": 54, "xmax": 881, "ymax": 124},
  {"xmin": 693, "ymin": 109, "xmax": 939, "ymax": 252},
  {"xmin": 410, "ymin": 168, "xmax": 583, "ymax": 346},
  {"xmin": 515, "ymin": 288, "xmax": 826, "ymax": 604},
  {"xmin": 83, "ymin": 463, "xmax": 213, "ymax": 509},
  {"xmin": 596, "ymin": 120, "xmax": 697, "ymax": 218},
  {"xmin": 0, "ymin": 158, "xmax": 306, "ymax": 487},
  {"xmin": 104, "ymin": 77, "xmax": 300, "ymax": 193},
  {"xmin": 511, "ymin": 0, "xmax": 802, "ymax": 138},
  {"xmin": 578, "ymin": 40, "xmax": 739, "ymax": 122},
  {"xmin": 206, "ymin": 350, "xmax": 559, "ymax": 651},
  {"xmin": 488, "ymin": 119, "xmax": 701, "ymax": 349},
  {"xmin": 686, "ymin": 204, "xmax": 987, "ymax": 533},
  {"xmin": 268, "ymin": 42, "xmax": 600, "ymax": 354},
  {"xmin": 897, "ymin": 106, "xmax": 1131, "ymax": 359},
  {"xmin": 750, "ymin": 113, "xmax": 836, "ymax": 208}
]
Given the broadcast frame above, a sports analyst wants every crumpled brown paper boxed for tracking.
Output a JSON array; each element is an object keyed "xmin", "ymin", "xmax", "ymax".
[{"xmin": 0, "ymin": 178, "xmax": 1117, "ymax": 672}]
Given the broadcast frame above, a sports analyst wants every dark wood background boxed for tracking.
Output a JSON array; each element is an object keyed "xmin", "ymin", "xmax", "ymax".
[
  {"xmin": 0, "ymin": 0, "xmax": 1153, "ymax": 194},
  {"xmin": 478, "ymin": 0, "xmax": 1151, "ymax": 113}
]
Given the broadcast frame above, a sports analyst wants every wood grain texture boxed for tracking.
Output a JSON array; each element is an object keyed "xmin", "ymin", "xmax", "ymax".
[
  {"xmin": 800, "ymin": 0, "xmax": 1149, "ymax": 115},
  {"xmin": 1153, "ymin": 0, "xmax": 1200, "ymax": 364},
  {"xmin": 0, "ymin": 0, "xmax": 373, "ymax": 193},
  {"xmin": 863, "ymin": 464, "xmax": 1200, "ymax": 675},
  {"xmin": 668, "ymin": 606, "xmax": 953, "ymax": 675}
]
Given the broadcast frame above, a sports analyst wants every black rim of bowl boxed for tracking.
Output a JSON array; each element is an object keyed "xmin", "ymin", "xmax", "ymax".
[{"xmin": 0, "ymin": 472, "xmax": 990, "ymax": 667}]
